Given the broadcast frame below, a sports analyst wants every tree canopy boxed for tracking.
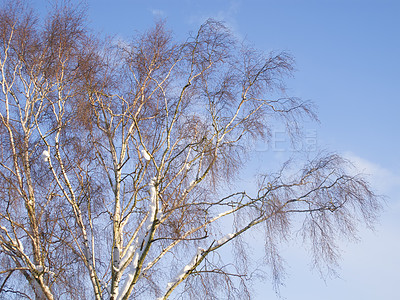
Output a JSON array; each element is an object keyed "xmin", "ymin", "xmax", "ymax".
[{"xmin": 0, "ymin": 2, "xmax": 381, "ymax": 299}]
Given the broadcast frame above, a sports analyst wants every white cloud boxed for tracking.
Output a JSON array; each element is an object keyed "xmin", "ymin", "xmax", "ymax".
[
  {"xmin": 186, "ymin": 0, "xmax": 242, "ymax": 39},
  {"xmin": 343, "ymin": 152, "xmax": 400, "ymax": 195},
  {"xmin": 151, "ymin": 9, "xmax": 165, "ymax": 17}
]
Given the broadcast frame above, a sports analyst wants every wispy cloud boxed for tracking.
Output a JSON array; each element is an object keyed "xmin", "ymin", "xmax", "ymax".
[
  {"xmin": 343, "ymin": 152, "xmax": 400, "ymax": 195},
  {"xmin": 186, "ymin": 0, "xmax": 242, "ymax": 38},
  {"xmin": 151, "ymin": 9, "xmax": 165, "ymax": 17}
]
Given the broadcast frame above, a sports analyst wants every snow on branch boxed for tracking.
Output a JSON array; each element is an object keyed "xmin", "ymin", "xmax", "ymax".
[
  {"xmin": 41, "ymin": 150, "xmax": 50, "ymax": 162},
  {"xmin": 181, "ymin": 179, "xmax": 197, "ymax": 198},
  {"xmin": 141, "ymin": 149, "xmax": 151, "ymax": 161},
  {"xmin": 116, "ymin": 260, "xmax": 137, "ymax": 300},
  {"xmin": 119, "ymin": 177, "xmax": 159, "ymax": 268},
  {"xmin": 165, "ymin": 247, "xmax": 204, "ymax": 291},
  {"xmin": 117, "ymin": 177, "xmax": 159, "ymax": 299},
  {"xmin": 215, "ymin": 233, "xmax": 234, "ymax": 247}
]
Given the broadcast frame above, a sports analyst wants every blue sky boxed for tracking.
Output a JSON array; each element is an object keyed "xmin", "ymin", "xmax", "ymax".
[{"xmin": 35, "ymin": 0, "xmax": 400, "ymax": 299}]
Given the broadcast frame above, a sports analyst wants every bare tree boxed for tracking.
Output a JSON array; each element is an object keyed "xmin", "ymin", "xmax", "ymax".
[{"xmin": 0, "ymin": 2, "xmax": 381, "ymax": 299}]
